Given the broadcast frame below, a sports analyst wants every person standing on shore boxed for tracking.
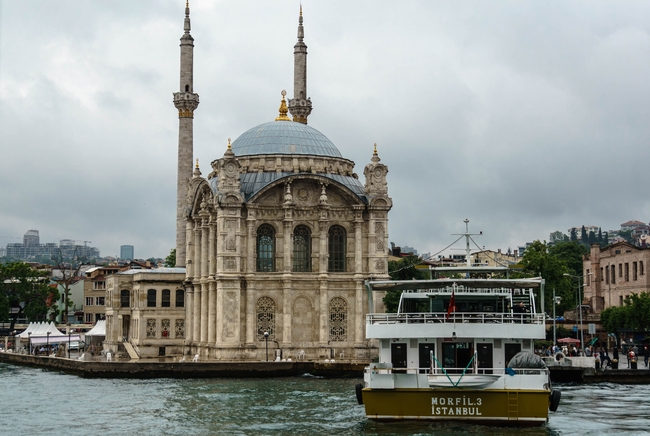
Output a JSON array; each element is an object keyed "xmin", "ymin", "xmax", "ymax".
[{"xmin": 643, "ymin": 345, "xmax": 649, "ymax": 367}]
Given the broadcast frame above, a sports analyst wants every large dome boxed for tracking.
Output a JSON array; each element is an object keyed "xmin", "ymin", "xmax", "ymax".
[{"xmin": 230, "ymin": 121, "xmax": 342, "ymax": 158}]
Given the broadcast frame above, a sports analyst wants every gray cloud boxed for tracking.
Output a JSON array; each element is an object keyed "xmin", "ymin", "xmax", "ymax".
[{"xmin": 1, "ymin": 0, "xmax": 649, "ymax": 259}]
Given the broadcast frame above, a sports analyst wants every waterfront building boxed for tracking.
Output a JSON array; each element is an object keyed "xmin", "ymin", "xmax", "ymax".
[
  {"xmin": 84, "ymin": 265, "xmax": 126, "ymax": 323},
  {"xmin": 54, "ymin": 277, "xmax": 85, "ymax": 323},
  {"xmin": 469, "ymin": 249, "xmax": 519, "ymax": 267},
  {"xmin": 582, "ymin": 242, "xmax": 650, "ymax": 312},
  {"xmin": 105, "ymin": 268, "xmax": 186, "ymax": 357},
  {"xmin": 120, "ymin": 245, "xmax": 134, "ymax": 261},
  {"xmin": 105, "ymin": 4, "xmax": 391, "ymax": 361}
]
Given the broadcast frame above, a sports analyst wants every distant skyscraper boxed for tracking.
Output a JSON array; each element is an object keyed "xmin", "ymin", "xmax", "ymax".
[
  {"xmin": 120, "ymin": 245, "xmax": 134, "ymax": 260},
  {"xmin": 23, "ymin": 229, "xmax": 39, "ymax": 247}
]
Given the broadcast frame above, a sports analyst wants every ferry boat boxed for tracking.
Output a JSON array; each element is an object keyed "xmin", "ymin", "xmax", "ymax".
[{"xmin": 356, "ymin": 221, "xmax": 560, "ymax": 425}]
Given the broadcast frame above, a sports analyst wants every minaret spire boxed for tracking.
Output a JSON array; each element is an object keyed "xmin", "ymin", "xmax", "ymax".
[
  {"xmin": 173, "ymin": 1, "xmax": 200, "ymax": 267},
  {"xmin": 288, "ymin": 5, "xmax": 312, "ymax": 124}
]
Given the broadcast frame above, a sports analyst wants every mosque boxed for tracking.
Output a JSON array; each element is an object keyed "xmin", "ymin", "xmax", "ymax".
[{"xmin": 104, "ymin": 3, "xmax": 392, "ymax": 361}]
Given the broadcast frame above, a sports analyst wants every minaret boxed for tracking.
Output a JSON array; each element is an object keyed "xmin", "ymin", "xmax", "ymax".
[
  {"xmin": 288, "ymin": 5, "xmax": 312, "ymax": 124},
  {"xmin": 173, "ymin": 1, "xmax": 200, "ymax": 267}
]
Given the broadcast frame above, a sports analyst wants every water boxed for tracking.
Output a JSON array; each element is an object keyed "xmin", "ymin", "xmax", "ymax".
[{"xmin": 1, "ymin": 363, "xmax": 649, "ymax": 435}]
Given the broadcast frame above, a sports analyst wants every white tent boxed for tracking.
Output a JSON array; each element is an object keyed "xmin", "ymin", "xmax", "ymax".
[
  {"xmin": 18, "ymin": 322, "xmax": 65, "ymax": 339},
  {"xmin": 85, "ymin": 320, "xmax": 105, "ymax": 337},
  {"xmin": 18, "ymin": 322, "xmax": 80, "ymax": 345}
]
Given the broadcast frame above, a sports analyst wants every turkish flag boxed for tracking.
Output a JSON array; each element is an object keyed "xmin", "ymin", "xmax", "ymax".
[{"xmin": 446, "ymin": 290, "xmax": 457, "ymax": 320}]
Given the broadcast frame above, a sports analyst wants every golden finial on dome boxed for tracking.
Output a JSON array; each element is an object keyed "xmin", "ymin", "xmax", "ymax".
[
  {"xmin": 195, "ymin": 158, "xmax": 199, "ymax": 168},
  {"xmin": 227, "ymin": 138, "xmax": 231, "ymax": 150},
  {"xmin": 186, "ymin": 0, "xmax": 189, "ymax": 8},
  {"xmin": 300, "ymin": 4, "xmax": 303, "ymax": 17},
  {"xmin": 275, "ymin": 90, "xmax": 291, "ymax": 121},
  {"xmin": 374, "ymin": 143, "xmax": 378, "ymax": 155}
]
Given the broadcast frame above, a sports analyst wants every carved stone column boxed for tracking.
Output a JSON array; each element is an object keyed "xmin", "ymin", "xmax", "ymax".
[
  {"xmin": 185, "ymin": 285, "xmax": 193, "ymax": 344},
  {"xmin": 192, "ymin": 222, "xmax": 202, "ymax": 343},
  {"xmin": 207, "ymin": 282, "xmax": 216, "ymax": 344}
]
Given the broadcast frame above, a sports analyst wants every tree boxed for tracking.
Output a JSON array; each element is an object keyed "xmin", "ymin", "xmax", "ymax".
[
  {"xmin": 602, "ymin": 292, "xmax": 650, "ymax": 333},
  {"xmin": 0, "ymin": 262, "xmax": 57, "ymax": 330},
  {"xmin": 165, "ymin": 249, "xmax": 176, "ymax": 268},
  {"xmin": 520, "ymin": 240, "xmax": 574, "ymax": 314},
  {"xmin": 549, "ymin": 231, "xmax": 566, "ymax": 245},
  {"xmin": 383, "ymin": 255, "xmax": 429, "ymax": 312},
  {"xmin": 619, "ymin": 230, "xmax": 634, "ymax": 244},
  {"xmin": 51, "ymin": 247, "xmax": 87, "ymax": 323},
  {"xmin": 548, "ymin": 241, "xmax": 588, "ymax": 276},
  {"xmin": 570, "ymin": 228, "xmax": 577, "ymax": 242},
  {"xmin": 588, "ymin": 231, "xmax": 596, "ymax": 245},
  {"xmin": 581, "ymin": 226, "xmax": 588, "ymax": 246}
]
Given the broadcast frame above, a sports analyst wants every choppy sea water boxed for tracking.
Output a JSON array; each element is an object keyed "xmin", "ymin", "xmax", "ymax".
[{"xmin": 1, "ymin": 363, "xmax": 649, "ymax": 435}]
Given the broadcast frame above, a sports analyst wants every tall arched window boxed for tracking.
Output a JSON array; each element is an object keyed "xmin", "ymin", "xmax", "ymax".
[
  {"xmin": 120, "ymin": 290, "xmax": 130, "ymax": 308},
  {"xmin": 329, "ymin": 297, "xmax": 348, "ymax": 342},
  {"xmin": 175, "ymin": 289, "xmax": 185, "ymax": 307},
  {"xmin": 161, "ymin": 289, "xmax": 171, "ymax": 307},
  {"xmin": 257, "ymin": 224, "xmax": 276, "ymax": 272},
  {"xmin": 256, "ymin": 296, "xmax": 276, "ymax": 340},
  {"xmin": 293, "ymin": 225, "xmax": 311, "ymax": 272},
  {"xmin": 328, "ymin": 225, "xmax": 346, "ymax": 272},
  {"xmin": 147, "ymin": 289, "xmax": 156, "ymax": 307}
]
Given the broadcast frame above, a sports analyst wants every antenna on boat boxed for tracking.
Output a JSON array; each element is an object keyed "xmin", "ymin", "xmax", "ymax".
[{"xmin": 451, "ymin": 219, "xmax": 482, "ymax": 267}]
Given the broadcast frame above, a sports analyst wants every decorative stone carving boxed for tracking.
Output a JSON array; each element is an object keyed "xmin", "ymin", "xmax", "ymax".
[
  {"xmin": 225, "ymin": 257, "xmax": 237, "ymax": 270},
  {"xmin": 175, "ymin": 319, "xmax": 185, "ymax": 339},
  {"xmin": 146, "ymin": 319, "xmax": 156, "ymax": 339}
]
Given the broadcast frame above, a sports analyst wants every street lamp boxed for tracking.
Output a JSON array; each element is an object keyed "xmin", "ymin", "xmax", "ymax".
[
  {"xmin": 66, "ymin": 322, "xmax": 71, "ymax": 359},
  {"xmin": 552, "ymin": 289, "xmax": 562, "ymax": 345},
  {"xmin": 28, "ymin": 332, "xmax": 32, "ymax": 355},
  {"xmin": 263, "ymin": 331, "xmax": 270, "ymax": 362},
  {"xmin": 564, "ymin": 273, "xmax": 593, "ymax": 353},
  {"xmin": 46, "ymin": 331, "xmax": 51, "ymax": 356}
]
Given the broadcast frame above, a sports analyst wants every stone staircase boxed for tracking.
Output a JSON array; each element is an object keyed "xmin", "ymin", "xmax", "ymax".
[{"xmin": 122, "ymin": 341, "xmax": 140, "ymax": 360}]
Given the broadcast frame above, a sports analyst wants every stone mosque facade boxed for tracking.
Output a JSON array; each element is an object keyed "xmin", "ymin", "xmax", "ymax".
[{"xmin": 105, "ymin": 3, "xmax": 391, "ymax": 361}]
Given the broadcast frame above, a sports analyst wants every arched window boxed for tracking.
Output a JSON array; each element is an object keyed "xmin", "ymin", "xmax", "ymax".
[
  {"xmin": 328, "ymin": 225, "xmax": 346, "ymax": 272},
  {"xmin": 293, "ymin": 225, "xmax": 311, "ymax": 272},
  {"xmin": 256, "ymin": 296, "xmax": 276, "ymax": 341},
  {"xmin": 175, "ymin": 289, "xmax": 184, "ymax": 307},
  {"xmin": 147, "ymin": 289, "xmax": 156, "ymax": 307},
  {"xmin": 120, "ymin": 290, "xmax": 130, "ymax": 308},
  {"xmin": 257, "ymin": 224, "xmax": 276, "ymax": 272},
  {"xmin": 161, "ymin": 289, "xmax": 171, "ymax": 307},
  {"xmin": 329, "ymin": 297, "xmax": 348, "ymax": 342}
]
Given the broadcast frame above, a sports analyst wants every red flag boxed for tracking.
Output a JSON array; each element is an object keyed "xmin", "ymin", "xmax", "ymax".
[{"xmin": 446, "ymin": 289, "xmax": 457, "ymax": 320}]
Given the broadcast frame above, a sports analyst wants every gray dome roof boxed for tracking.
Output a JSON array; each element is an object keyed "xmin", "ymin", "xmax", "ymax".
[{"xmin": 231, "ymin": 121, "xmax": 342, "ymax": 158}]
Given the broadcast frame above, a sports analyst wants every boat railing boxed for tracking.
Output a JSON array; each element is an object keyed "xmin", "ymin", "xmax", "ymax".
[
  {"xmin": 402, "ymin": 286, "xmax": 514, "ymax": 295},
  {"xmin": 367, "ymin": 312, "xmax": 544, "ymax": 325},
  {"xmin": 365, "ymin": 366, "xmax": 547, "ymax": 376}
]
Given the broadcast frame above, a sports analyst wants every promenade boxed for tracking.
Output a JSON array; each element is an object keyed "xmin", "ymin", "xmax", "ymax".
[{"xmin": 0, "ymin": 351, "xmax": 365, "ymax": 378}]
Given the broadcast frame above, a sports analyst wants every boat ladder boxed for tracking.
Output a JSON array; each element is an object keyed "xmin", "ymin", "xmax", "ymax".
[{"xmin": 507, "ymin": 391, "xmax": 518, "ymax": 420}]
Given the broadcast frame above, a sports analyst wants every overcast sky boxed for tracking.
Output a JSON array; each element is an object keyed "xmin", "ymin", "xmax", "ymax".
[{"xmin": 1, "ymin": 1, "xmax": 649, "ymax": 260}]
